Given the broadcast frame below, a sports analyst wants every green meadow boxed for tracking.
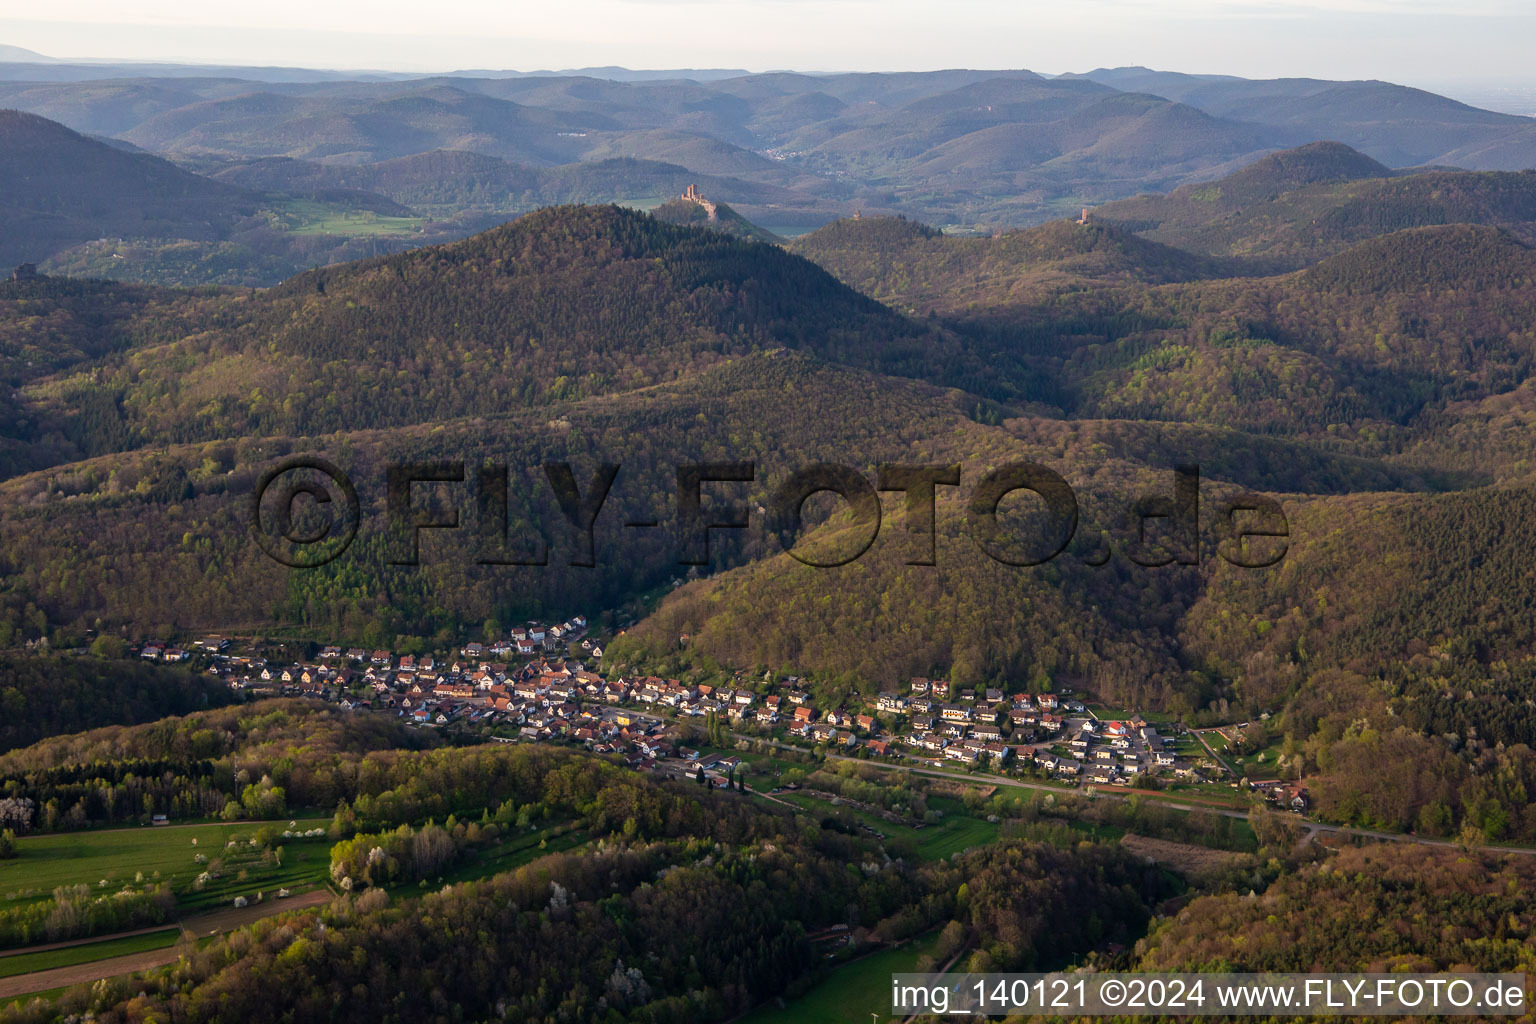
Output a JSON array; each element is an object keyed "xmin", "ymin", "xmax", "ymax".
[
  {"xmin": 0, "ymin": 928, "xmax": 181, "ymax": 979},
  {"xmin": 0, "ymin": 819, "xmax": 332, "ymax": 911},
  {"xmin": 738, "ymin": 930, "xmax": 944, "ymax": 1024}
]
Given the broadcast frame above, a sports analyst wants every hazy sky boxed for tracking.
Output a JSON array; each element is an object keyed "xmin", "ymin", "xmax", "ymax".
[{"xmin": 3, "ymin": 0, "xmax": 1535, "ymax": 89}]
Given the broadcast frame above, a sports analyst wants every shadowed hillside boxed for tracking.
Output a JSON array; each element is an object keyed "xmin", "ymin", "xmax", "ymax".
[{"xmin": 0, "ymin": 108, "xmax": 256, "ymax": 267}]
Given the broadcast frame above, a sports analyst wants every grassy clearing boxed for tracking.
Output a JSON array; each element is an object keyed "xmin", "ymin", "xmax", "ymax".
[
  {"xmin": 1, "ymin": 819, "xmax": 331, "ymax": 911},
  {"xmin": 0, "ymin": 929, "xmax": 180, "ymax": 979},
  {"xmin": 775, "ymin": 791, "xmax": 998, "ymax": 861},
  {"xmin": 763, "ymin": 223, "xmax": 824, "ymax": 239},
  {"xmin": 427, "ymin": 825, "xmax": 591, "ymax": 890},
  {"xmin": 175, "ymin": 852, "xmax": 330, "ymax": 912},
  {"xmin": 912, "ymin": 816, "xmax": 997, "ymax": 860},
  {"xmin": 1156, "ymin": 780, "xmax": 1250, "ymax": 807},
  {"xmin": 271, "ymin": 199, "xmax": 424, "ymax": 236},
  {"xmin": 1232, "ymin": 738, "xmax": 1286, "ymax": 779},
  {"xmin": 738, "ymin": 930, "xmax": 943, "ymax": 1024}
]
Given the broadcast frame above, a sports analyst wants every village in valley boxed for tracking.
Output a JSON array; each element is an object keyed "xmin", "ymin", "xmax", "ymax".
[{"xmin": 130, "ymin": 621, "xmax": 1306, "ymax": 817}]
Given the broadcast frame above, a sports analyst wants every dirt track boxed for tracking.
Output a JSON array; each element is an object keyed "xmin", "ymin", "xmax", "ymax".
[
  {"xmin": 0, "ymin": 888, "xmax": 331, "ymax": 1001},
  {"xmin": 176, "ymin": 888, "xmax": 330, "ymax": 938}
]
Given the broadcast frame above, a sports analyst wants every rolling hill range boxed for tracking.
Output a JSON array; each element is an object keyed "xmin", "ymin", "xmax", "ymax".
[
  {"xmin": 11, "ymin": 56, "xmax": 1536, "ymax": 1016},
  {"xmin": 2, "ymin": 64, "xmax": 1533, "ymax": 240},
  {"xmin": 0, "ymin": 212, "xmax": 1519, "ymax": 574},
  {"xmin": 114, "ymin": 86, "xmax": 611, "ymax": 165},
  {"xmin": 51, "ymin": 203, "xmax": 1536, "ymax": 469},
  {"xmin": 790, "ymin": 214, "xmax": 1536, "ymax": 434},
  {"xmin": 1094, "ymin": 141, "xmax": 1536, "ymax": 271},
  {"xmin": 207, "ymin": 149, "xmax": 541, "ymax": 207},
  {"xmin": 204, "ymin": 151, "xmax": 833, "ymax": 222},
  {"xmin": 0, "ymin": 106, "xmax": 848, "ymax": 287},
  {"xmin": 0, "ymin": 109, "xmax": 526, "ymax": 287},
  {"xmin": 1068, "ymin": 67, "xmax": 1536, "ymax": 168},
  {"xmin": 3, "ymin": 205, "xmax": 1536, "ymax": 833},
  {"xmin": 788, "ymin": 80, "xmax": 1281, "ymax": 195},
  {"xmin": 11, "ymin": 209, "xmax": 1536, "ymax": 480}
]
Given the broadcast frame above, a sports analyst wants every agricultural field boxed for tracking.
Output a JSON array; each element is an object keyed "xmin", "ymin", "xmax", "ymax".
[
  {"xmin": 0, "ymin": 819, "xmax": 332, "ymax": 914},
  {"xmin": 0, "ymin": 929, "xmax": 180, "ymax": 980},
  {"xmin": 270, "ymin": 198, "xmax": 424, "ymax": 236}
]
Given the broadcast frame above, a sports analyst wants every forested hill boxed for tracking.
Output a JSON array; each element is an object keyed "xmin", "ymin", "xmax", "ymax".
[
  {"xmin": 0, "ymin": 275, "xmax": 225, "ymax": 478},
  {"xmin": 1095, "ymin": 141, "xmax": 1536, "ymax": 271},
  {"xmin": 0, "ymin": 654, "xmax": 232, "ymax": 754},
  {"xmin": 776, "ymin": 213, "xmax": 1536, "ymax": 439},
  {"xmin": 1180, "ymin": 141, "xmax": 1394, "ymax": 204},
  {"xmin": 1301, "ymin": 223, "xmax": 1536, "ymax": 294},
  {"xmin": 30, "ymin": 204, "xmax": 956, "ymax": 446},
  {"xmin": 1135, "ymin": 844, "xmax": 1536, "ymax": 973},
  {"xmin": 0, "ymin": 275, "xmax": 198, "ymax": 387},
  {"xmin": 788, "ymin": 216, "xmax": 1216, "ymax": 314},
  {"xmin": 0, "ymin": 109, "xmax": 255, "ymax": 267}
]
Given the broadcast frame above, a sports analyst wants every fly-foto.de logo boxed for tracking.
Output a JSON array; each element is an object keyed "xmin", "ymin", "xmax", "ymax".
[{"xmin": 249, "ymin": 457, "xmax": 1289, "ymax": 571}]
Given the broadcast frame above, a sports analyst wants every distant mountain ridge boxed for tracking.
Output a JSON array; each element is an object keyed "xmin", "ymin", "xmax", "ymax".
[
  {"xmin": 0, "ymin": 45, "xmax": 53, "ymax": 63},
  {"xmin": 206, "ymin": 151, "xmax": 810, "ymax": 213},
  {"xmin": 0, "ymin": 53, "xmax": 752, "ymax": 83},
  {"xmin": 1, "ymin": 63, "xmax": 1532, "ymax": 244},
  {"xmin": 2, "ymin": 64, "xmax": 1534, "ymax": 287},
  {"xmin": 441, "ymin": 66, "xmax": 753, "ymax": 82},
  {"xmin": 1095, "ymin": 141, "xmax": 1536, "ymax": 271}
]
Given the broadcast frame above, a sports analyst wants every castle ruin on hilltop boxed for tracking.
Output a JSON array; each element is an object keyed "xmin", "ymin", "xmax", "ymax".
[{"xmin": 680, "ymin": 184, "xmax": 718, "ymax": 221}]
